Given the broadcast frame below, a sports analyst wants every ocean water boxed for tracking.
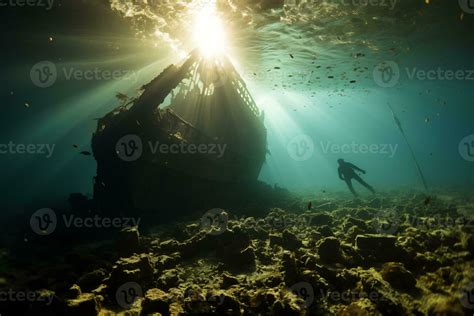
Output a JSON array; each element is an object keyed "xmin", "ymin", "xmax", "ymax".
[
  {"xmin": 0, "ymin": 0, "xmax": 472, "ymax": 209},
  {"xmin": 1, "ymin": 1, "xmax": 474, "ymax": 315}
]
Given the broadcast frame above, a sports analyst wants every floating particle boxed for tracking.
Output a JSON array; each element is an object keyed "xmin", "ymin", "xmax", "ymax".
[
  {"xmin": 49, "ymin": 36, "xmax": 53, "ymax": 42},
  {"xmin": 24, "ymin": 102, "xmax": 30, "ymax": 108},
  {"xmin": 73, "ymin": 144, "xmax": 79, "ymax": 148},
  {"xmin": 289, "ymin": 54, "xmax": 294, "ymax": 59},
  {"xmin": 80, "ymin": 151, "xmax": 92, "ymax": 156},
  {"xmin": 425, "ymin": 117, "xmax": 430, "ymax": 123},
  {"xmin": 10, "ymin": 91, "xmax": 14, "ymax": 95}
]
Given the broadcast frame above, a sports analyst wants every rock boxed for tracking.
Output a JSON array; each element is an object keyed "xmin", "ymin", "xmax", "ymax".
[
  {"xmin": 221, "ymin": 272, "xmax": 239, "ymax": 288},
  {"xmin": 169, "ymin": 301, "xmax": 185, "ymax": 315},
  {"xmin": 237, "ymin": 246, "xmax": 256, "ymax": 267},
  {"xmin": 343, "ymin": 217, "xmax": 369, "ymax": 232},
  {"xmin": 318, "ymin": 237, "xmax": 341, "ymax": 262},
  {"xmin": 281, "ymin": 230, "xmax": 302, "ymax": 250},
  {"xmin": 281, "ymin": 250, "xmax": 298, "ymax": 285},
  {"xmin": 108, "ymin": 254, "xmax": 154, "ymax": 292},
  {"xmin": 337, "ymin": 298, "xmax": 382, "ymax": 316},
  {"xmin": 410, "ymin": 252, "xmax": 441, "ymax": 272},
  {"xmin": 214, "ymin": 291, "xmax": 241, "ymax": 314},
  {"xmin": 117, "ymin": 226, "xmax": 141, "ymax": 257},
  {"xmin": 318, "ymin": 225, "xmax": 333, "ymax": 237},
  {"xmin": 368, "ymin": 198, "xmax": 382, "ymax": 208},
  {"xmin": 355, "ymin": 234, "xmax": 400, "ymax": 262},
  {"xmin": 460, "ymin": 232, "xmax": 474, "ymax": 255},
  {"xmin": 160, "ymin": 239, "xmax": 182, "ymax": 253},
  {"xmin": 269, "ymin": 233, "xmax": 284, "ymax": 247},
  {"xmin": 141, "ymin": 288, "xmax": 170, "ymax": 315},
  {"xmin": 308, "ymin": 212, "xmax": 334, "ymax": 226},
  {"xmin": 424, "ymin": 294, "xmax": 464, "ymax": 316},
  {"xmin": 361, "ymin": 273, "xmax": 405, "ymax": 315},
  {"xmin": 65, "ymin": 284, "xmax": 82, "ymax": 299},
  {"xmin": 158, "ymin": 269, "xmax": 181, "ymax": 290},
  {"xmin": 270, "ymin": 291, "xmax": 302, "ymax": 316},
  {"xmin": 380, "ymin": 262, "xmax": 416, "ymax": 290},
  {"xmin": 156, "ymin": 253, "xmax": 180, "ymax": 271},
  {"xmin": 77, "ymin": 268, "xmax": 107, "ymax": 292},
  {"xmin": 65, "ymin": 293, "xmax": 101, "ymax": 316}
]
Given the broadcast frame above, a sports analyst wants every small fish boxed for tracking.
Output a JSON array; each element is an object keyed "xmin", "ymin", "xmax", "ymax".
[
  {"xmin": 80, "ymin": 151, "xmax": 92, "ymax": 156},
  {"xmin": 274, "ymin": 66, "xmax": 281, "ymax": 69},
  {"xmin": 350, "ymin": 80, "xmax": 356, "ymax": 83},
  {"xmin": 289, "ymin": 54, "xmax": 294, "ymax": 59},
  {"xmin": 307, "ymin": 201, "xmax": 312, "ymax": 210},
  {"xmin": 73, "ymin": 144, "xmax": 79, "ymax": 148}
]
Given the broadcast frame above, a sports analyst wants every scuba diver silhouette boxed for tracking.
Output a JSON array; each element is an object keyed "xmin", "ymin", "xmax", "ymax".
[{"xmin": 337, "ymin": 159, "xmax": 375, "ymax": 197}]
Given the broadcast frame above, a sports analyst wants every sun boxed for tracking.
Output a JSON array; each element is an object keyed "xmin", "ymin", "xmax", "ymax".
[{"xmin": 192, "ymin": 6, "xmax": 228, "ymax": 59}]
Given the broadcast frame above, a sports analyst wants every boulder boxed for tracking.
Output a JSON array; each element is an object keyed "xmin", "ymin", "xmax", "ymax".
[
  {"xmin": 221, "ymin": 273, "xmax": 239, "ymax": 288},
  {"xmin": 318, "ymin": 237, "xmax": 341, "ymax": 262},
  {"xmin": 77, "ymin": 269, "xmax": 108, "ymax": 292},
  {"xmin": 117, "ymin": 226, "xmax": 141, "ymax": 257},
  {"xmin": 141, "ymin": 288, "xmax": 170, "ymax": 315},
  {"xmin": 65, "ymin": 293, "xmax": 101, "ymax": 316},
  {"xmin": 355, "ymin": 234, "xmax": 400, "ymax": 262},
  {"xmin": 380, "ymin": 262, "xmax": 416, "ymax": 290}
]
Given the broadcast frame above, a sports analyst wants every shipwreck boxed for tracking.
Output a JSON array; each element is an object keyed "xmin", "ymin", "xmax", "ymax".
[{"xmin": 91, "ymin": 50, "xmax": 268, "ymax": 214}]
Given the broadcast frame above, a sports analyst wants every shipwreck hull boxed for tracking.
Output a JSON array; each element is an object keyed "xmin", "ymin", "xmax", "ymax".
[{"xmin": 92, "ymin": 51, "xmax": 267, "ymax": 213}]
